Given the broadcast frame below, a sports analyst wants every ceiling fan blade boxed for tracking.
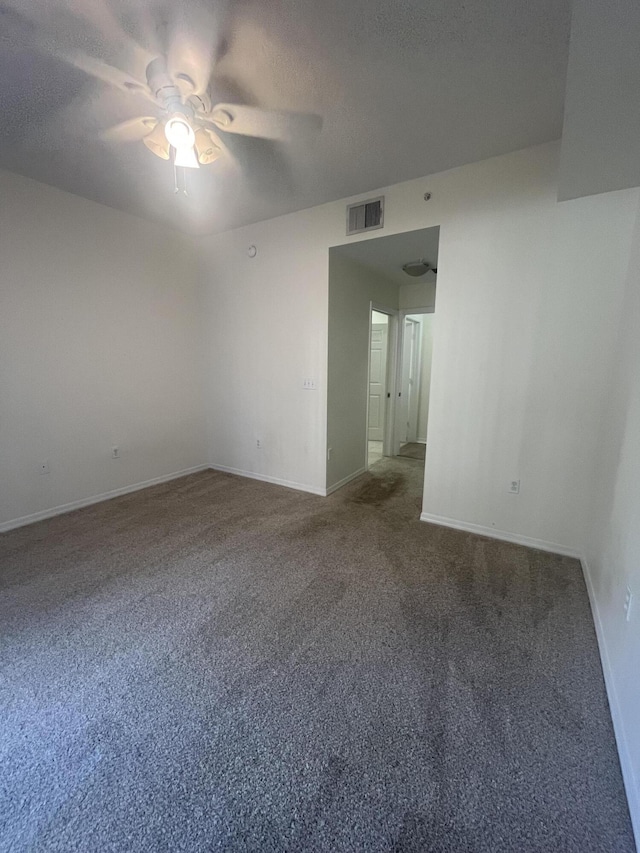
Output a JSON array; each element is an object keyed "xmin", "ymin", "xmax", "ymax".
[
  {"xmin": 167, "ymin": 31, "xmax": 214, "ymax": 98},
  {"xmin": 61, "ymin": 49, "xmax": 155, "ymax": 103},
  {"xmin": 208, "ymin": 104, "xmax": 322, "ymax": 142},
  {"xmin": 102, "ymin": 117, "xmax": 158, "ymax": 143},
  {"xmin": 0, "ymin": 6, "xmax": 156, "ymax": 106}
]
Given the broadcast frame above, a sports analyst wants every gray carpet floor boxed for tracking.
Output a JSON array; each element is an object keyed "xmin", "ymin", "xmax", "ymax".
[
  {"xmin": 0, "ymin": 458, "xmax": 635, "ymax": 852},
  {"xmin": 398, "ymin": 443, "xmax": 426, "ymax": 461}
]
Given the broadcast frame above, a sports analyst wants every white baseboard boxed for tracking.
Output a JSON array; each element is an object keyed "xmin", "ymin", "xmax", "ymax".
[
  {"xmin": 208, "ymin": 463, "xmax": 325, "ymax": 496},
  {"xmin": 0, "ymin": 465, "xmax": 210, "ymax": 533},
  {"xmin": 580, "ymin": 556, "xmax": 640, "ymax": 847},
  {"xmin": 325, "ymin": 467, "xmax": 367, "ymax": 496},
  {"xmin": 418, "ymin": 511, "xmax": 581, "ymax": 559}
]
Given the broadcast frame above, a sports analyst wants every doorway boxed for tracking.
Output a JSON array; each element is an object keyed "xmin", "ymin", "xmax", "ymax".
[
  {"xmin": 367, "ymin": 309, "xmax": 393, "ymax": 469},
  {"xmin": 395, "ymin": 310, "xmax": 435, "ymax": 466},
  {"xmin": 326, "ymin": 225, "xmax": 439, "ymax": 501}
]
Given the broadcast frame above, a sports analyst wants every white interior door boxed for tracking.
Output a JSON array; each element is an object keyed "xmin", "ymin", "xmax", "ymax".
[{"xmin": 368, "ymin": 324, "xmax": 388, "ymax": 441}]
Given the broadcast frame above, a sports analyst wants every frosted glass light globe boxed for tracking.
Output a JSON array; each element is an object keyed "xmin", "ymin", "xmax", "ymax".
[{"xmin": 165, "ymin": 116, "xmax": 195, "ymax": 150}]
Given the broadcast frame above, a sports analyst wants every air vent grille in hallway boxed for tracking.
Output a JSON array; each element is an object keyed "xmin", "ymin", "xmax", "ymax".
[{"xmin": 346, "ymin": 197, "xmax": 384, "ymax": 235}]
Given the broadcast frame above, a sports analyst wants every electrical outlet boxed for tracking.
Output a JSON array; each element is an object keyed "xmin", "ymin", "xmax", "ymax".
[
  {"xmin": 39, "ymin": 460, "xmax": 50, "ymax": 475},
  {"xmin": 111, "ymin": 447, "xmax": 120, "ymax": 459},
  {"xmin": 256, "ymin": 439, "xmax": 262, "ymax": 449},
  {"xmin": 302, "ymin": 378, "xmax": 317, "ymax": 390},
  {"xmin": 624, "ymin": 587, "xmax": 634, "ymax": 622},
  {"xmin": 508, "ymin": 479, "xmax": 520, "ymax": 494}
]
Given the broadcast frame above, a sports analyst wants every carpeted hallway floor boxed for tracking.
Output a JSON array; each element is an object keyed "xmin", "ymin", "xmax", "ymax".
[
  {"xmin": 398, "ymin": 443, "xmax": 427, "ymax": 461},
  {"xmin": 0, "ymin": 458, "xmax": 635, "ymax": 852}
]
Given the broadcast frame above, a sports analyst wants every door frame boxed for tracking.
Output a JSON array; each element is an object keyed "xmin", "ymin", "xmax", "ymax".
[
  {"xmin": 366, "ymin": 302, "xmax": 398, "ymax": 468},
  {"xmin": 393, "ymin": 306, "xmax": 435, "ymax": 456}
]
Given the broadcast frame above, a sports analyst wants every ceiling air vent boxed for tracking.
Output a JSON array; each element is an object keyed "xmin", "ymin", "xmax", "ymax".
[{"xmin": 346, "ymin": 196, "xmax": 384, "ymax": 236}]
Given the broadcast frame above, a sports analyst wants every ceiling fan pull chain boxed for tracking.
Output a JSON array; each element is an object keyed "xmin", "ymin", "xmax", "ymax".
[{"xmin": 173, "ymin": 159, "xmax": 180, "ymax": 194}]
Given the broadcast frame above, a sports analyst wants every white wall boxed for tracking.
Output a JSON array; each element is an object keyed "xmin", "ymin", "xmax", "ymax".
[
  {"xmin": 0, "ymin": 170, "xmax": 207, "ymax": 528},
  {"xmin": 399, "ymin": 279, "xmax": 437, "ymax": 310},
  {"xmin": 583, "ymin": 203, "xmax": 640, "ymax": 839},
  {"xmin": 199, "ymin": 142, "xmax": 639, "ymax": 550},
  {"xmin": 419, "ymin": 158, "xmax": 639, "ymax": 554},
  {"xmin": 327, "ymin": 254, "xmax": 398, "ymax": 489},
  {"xmin": 198, "ymin": 206, "xmax": 331, "ymax": 493}
]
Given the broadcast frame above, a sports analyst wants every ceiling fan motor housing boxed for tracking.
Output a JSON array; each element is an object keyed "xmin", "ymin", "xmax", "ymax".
[{"xmin": 146, "ymin": 57, "xmax": 194, "ymax": 119}]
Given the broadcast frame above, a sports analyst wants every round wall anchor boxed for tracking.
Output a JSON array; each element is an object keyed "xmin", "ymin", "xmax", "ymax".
[
  {"xmin": 423, "ymin": 192, "xmax": 432, "ymax": 201},
  {"xmin": 248, "ymin": 245, "xmax": 257, "ymax": 258}
]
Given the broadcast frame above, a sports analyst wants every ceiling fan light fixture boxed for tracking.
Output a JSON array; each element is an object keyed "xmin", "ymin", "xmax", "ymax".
[
  {"xmin": 402, "ymin": 259, "xmax": 431, "ymax": 277},
  {"xmin": 142, "ymin": 122, "xmax": 170, "ymax": 160},
  {"xmin": 195, "ymin": 129, "xmax": 221, "ymax": 165},
  {"xmin": 164, "ymin": 114, "xmax": 196, "ymax": 150},
  {"xmin": 173, "ymin": 144, "xmax": 200, "ymax": 169}
]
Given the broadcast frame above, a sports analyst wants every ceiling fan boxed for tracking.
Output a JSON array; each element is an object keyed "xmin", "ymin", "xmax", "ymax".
[
  {"xmin": 97, "ymin": 54, "xmax": 321, "ymax": 171},
  {"xmin": 0, "ymin": 2, "xmax": 321, "ymax": 192}
]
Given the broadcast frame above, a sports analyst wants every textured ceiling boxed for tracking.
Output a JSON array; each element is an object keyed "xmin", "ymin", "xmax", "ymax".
[
  {"xmin": 332, "ymin": 227, "xmax": 440, "ymax": 289},
  {"xmin": 0, "ymin": 0, "xmax": 571, "ymax": 234}
]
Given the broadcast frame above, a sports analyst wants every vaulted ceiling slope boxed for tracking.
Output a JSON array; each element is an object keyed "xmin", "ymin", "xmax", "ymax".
[{"xmin": 0, "ymin": 0, "xmax": 571, "ymax": 234}]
